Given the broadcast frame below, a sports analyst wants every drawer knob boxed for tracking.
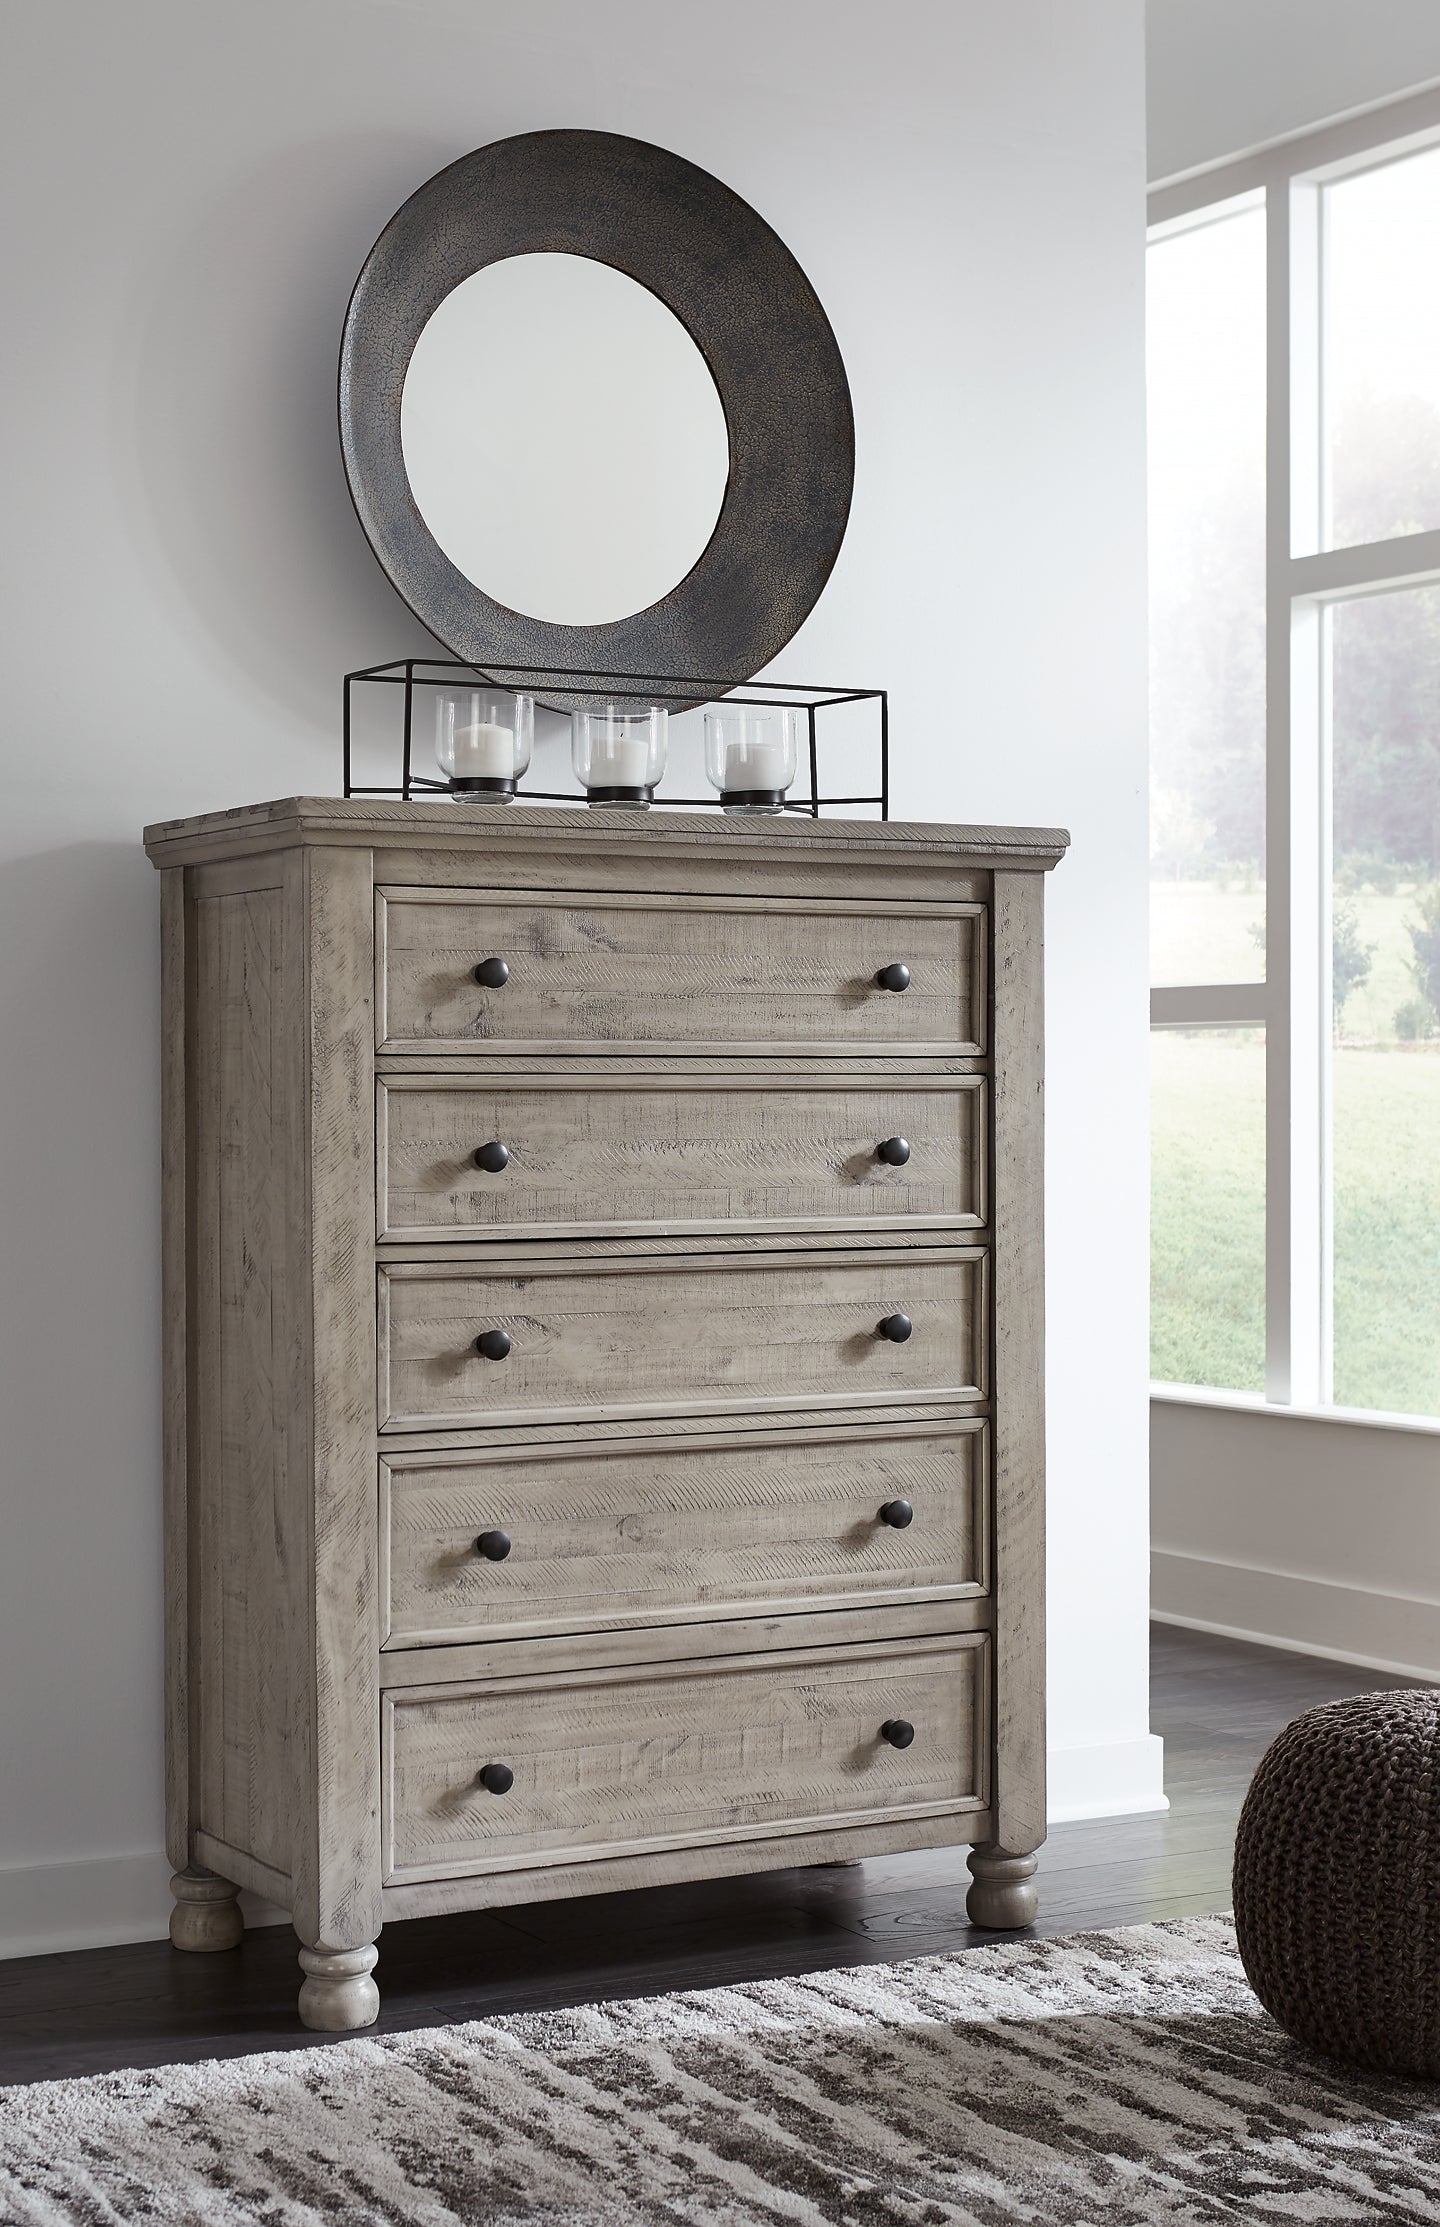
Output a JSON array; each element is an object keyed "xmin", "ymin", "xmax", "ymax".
[
  {"xmin": 475, "ymin": 1529, "xmax": 512, "ymax": 1561},
  {"xmin": 475, "ymin": 1329, "xmax": 512, "ymax": 1361},
  {"xmin": 473, "ymin": 1141, "xmax": 511, "ymax": 1173},
  {"xmin": 874, "ymin": 963, "xmax": 911, "ymax": 993},
  {"xmin": 877, "ymin": 1313, "xmax": 913, "ymax": 1343},
  {"xmin": 478, "ymin": 1762, "xmax": 514, "ymax": 1795},
  {"xmin": 879, "ymin": 1499, "xmax": 914, "ymax": 1529},
  {"xmin": 875, "ymin": 1135, "xmax": 911, "ymax": 1167},
  {"xmin": 881, "ymin": 1719, "xmax": 916, "ymax": 1749},
  {"xmin": 473, "ymin": 957, "xmax": 510, "ymax": 988}
]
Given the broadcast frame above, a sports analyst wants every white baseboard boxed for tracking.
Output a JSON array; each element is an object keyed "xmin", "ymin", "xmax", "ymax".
[
  {"xmin": 0, "ymin": 1850, "xmax": 287, "ymax": 1963},
  {"xmin": 1152, "ymin": 1547, "xmax": 1440, "ymax": 1683},
  {"xmin": 1047, "ymin": 1734, "xmax": 1168, "ymax": 1823}
]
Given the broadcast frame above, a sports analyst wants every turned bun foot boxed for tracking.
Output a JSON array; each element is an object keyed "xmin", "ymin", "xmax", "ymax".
[
  {"xmin": 966, "ymin": 1846, "xmax": 1039, "ymax": 1929},
  {"xmin": 169, "ymin": 1867, "xmax": 244, "ymax": 1953},
  {"xmin": 298, "ymin": 1944, "xmax": 380, "ymax": 2032}
]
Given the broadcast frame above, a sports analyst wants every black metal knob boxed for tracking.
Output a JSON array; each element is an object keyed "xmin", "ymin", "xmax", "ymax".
[
  {"xmin": 473, "ymin": 957, "xmax": 510, "ymax": 988},
  {"xmin": 876, "ymin": 1136, "xmax": 911, "ymax": 1167},
  {"xmin": 476, "ymin": 1529, "xmax": 511, "ymax": 1561},
  {"xmin": 473, "ymin": 1141, "xmax": 510, "ymax": 1173},
  {"xmin": 475, "ymin": 1329, "xmax": 512, "ymax": 1361},
  {"xmin": 879, "ymin": 1499, "xmax": 914, "ymax": 1529},
  {"xmin": 478, "ymin": 1762, "xmax": 514, "ymax": 1795},
  {"xmin": 877, "ymin": 1313, "xmax": 913, "ymax": 1343},
  {"xmin": 875, "ymin": 964, "xmax": 911, "ymax": 993},
  {"xmin": 881, "ymin": 1719, "xmax": 915, "ymax": 1749}
]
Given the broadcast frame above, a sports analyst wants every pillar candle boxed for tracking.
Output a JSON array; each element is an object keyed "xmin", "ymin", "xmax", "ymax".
[
  {"xmin": 724, "ymin": 738, "xmax": 787, "ymax": 790},
  {"xmin": 450, "ymin": 722, "xmax": 515, "ymax": 779}
]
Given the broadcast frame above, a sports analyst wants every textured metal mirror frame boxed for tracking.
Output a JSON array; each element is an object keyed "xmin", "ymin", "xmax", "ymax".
[{"xmin": 338, "ymin": 129, "xmax": 854, "ymax": 684}]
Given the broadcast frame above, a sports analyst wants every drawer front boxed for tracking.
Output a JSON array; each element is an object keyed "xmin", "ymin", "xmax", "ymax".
[
  {"xmin": 377, "ymin": 1076, "xmax": 984, "ymax": 1242},
  {"xmin": 376, "ymin": 889, "xmax": 984, "ymax": 1054},
  {"xmin": 378, "ymin": 1250, "xmax": 986, "ymax": 1431},
  {"xmin": 381, "ymin": 1422, "xmax": 988, "ymax": 1647},
  {"xmin": 383, "ymin": 1634, "xmax": 989, "ymax": 1882}
]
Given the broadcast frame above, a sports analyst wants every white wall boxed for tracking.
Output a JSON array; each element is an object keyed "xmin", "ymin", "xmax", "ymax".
[
  {"xmin": 0, "ymin": 0, "xmax": 1155, "ymax": 1959},
  {"xmin": 1148, "ymin": 0, "xmax": 1440, "ymax": 182}
]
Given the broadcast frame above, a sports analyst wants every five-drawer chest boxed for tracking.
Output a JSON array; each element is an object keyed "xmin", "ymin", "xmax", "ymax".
[{"xmin": 143, "ymin": 798, "xmax": 1067, "ymax": 2029}]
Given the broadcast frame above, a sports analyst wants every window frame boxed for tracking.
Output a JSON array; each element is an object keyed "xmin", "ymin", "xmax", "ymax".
[{"xmin": 1149, "ymin": 84, "xmax": 1440, "ymax": 1421}]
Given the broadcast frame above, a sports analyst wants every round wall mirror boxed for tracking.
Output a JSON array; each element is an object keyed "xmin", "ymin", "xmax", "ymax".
[
  {"xmin": 400, "ymin": 254, "xmax": 730, "ymax": 628},
  {"xmin": 340, "ymin": 130, "xmax": 853, "ymax": 686}
]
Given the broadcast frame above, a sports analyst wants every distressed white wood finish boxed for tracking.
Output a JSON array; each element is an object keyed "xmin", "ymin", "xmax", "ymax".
[
  {"xmin": 376, "ymin": 888, "xmax": 984, "ymax": 1057},
  {"xmin": 380, "ymin": 1804, "xmax": 998, "ymax": 1919},
  {"xmin": 146, "ymin": 796, "xmax": 1069, "ymax": 874},
  {"xmin": 377, "ymin": 1399, "xmax": 981, "ymax": 1458},
  {"xmin": 377, "ymin": 1073, "xmax": 984, "ymax": 1243},
  {"xmin": 985, "ymin": 869, "xmax": 1047, "ymax": 1863},
  {"xmin": 382, "ymin": 1050, "xmax": 977, "ymax": 1077},
  {"xmin": 188, "ymin": 879, "xmax": 295, "ymax": 1880},
  {"xmin": 298, "ymin": 1945, "xmax": 380, "ymax": 2032},
  {"xmin": 168, "ymin": 1867, "xmax": 243, "ymax": 1953},
  {"xmin": 159, "ymin": 869, "xmax": 191, "ymax": 1873},
  {"xmin": 383, "ymin": 1634, "xmax": 989, "ymax": 1884},
  {"xmin": 148, "ymin": 801, "xmax": 1063, "ymax": 2026},
  {"xmin": 377, "ymin": 1593, "xmax": 985, "ymax": 1689},
  {"xmin": 966, "ymin": 1846, "xmax": 1040, "ymax": 1928},
  {"xmin": 381, "ymin": 1420, "xmax": 988, "ymax": 1647},
  {"xmin": 192, "ymin": 1832, "xmax": 292, "ymax": 1911},
  {"xmin": 378, "ymin": 1227, "xmax": 982, "ymax": 1264},
  {"xmin": 378, "ymin": 1249, "xmax": 987, "ymax": 1432},
  {"xmin": 289, "ymin": 845, "xmax": 381, "ymax": 1961},
  {"xmin": 157, "ymin": 843, "xmax": 380, "ymax": 2009},
  {"xmin": 373, "ymin": 847, "xmax": 987, "ymax": 907}
]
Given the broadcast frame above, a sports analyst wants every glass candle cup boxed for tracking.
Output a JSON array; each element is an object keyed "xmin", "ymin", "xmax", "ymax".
[
  {"xmin": 570, "ymin": 704, "xmax": 668, "ymax": 807},
  {"xmin": 704, "ymin": 707, "xmax": 800, "ymax": 812},
  {"xmin": 434, "ymin": 690, "xmax": 534, "ymax": 798}
]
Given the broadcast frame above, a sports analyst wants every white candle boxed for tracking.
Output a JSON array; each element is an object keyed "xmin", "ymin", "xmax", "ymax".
[
  {"xmin": 724, "ymin": 738, "xmax": 787, "ymax": 790},
  {"xmin": 450, "ymin": 720, "xmax": 515, "ymax": 779},
  {"xmin": 594, "ymin": 733, "xmax": 651, "ymax": 785}
]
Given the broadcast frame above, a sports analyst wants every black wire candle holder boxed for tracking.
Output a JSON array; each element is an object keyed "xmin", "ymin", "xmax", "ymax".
[{"xmin": 342, "ymin": 659, "xmax": 889, "ymax": 820}]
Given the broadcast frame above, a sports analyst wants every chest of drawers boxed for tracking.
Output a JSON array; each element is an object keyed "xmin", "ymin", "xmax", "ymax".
[{"xmin": 144, "ymin": 798, "xmax": 1066, "ymax": 2030}]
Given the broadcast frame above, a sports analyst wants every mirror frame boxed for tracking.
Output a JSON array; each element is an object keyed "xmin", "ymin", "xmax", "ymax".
[{"xmin": 339, "ymin": 129, "xmax": 854, "ymax": 685}]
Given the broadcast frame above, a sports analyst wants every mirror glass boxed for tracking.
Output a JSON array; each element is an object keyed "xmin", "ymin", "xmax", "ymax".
[{"xmin": 400, "ymin": 253, "xmax": 731, "ymax": 628}]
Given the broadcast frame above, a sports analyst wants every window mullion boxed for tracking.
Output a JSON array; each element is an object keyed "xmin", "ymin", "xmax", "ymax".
[
  {"xmin": 1264, "ymin": 178, "xmax": 1326, "ymax": 1389},
  {"xmin": 1150, "ymin": 985, "xmax": 1266, "ymax": 1027},
  {"xmin": 1317, "ymin": 604, "xmax": 1335, "ymax": 1402},
  {"xmin": 1266, "ymin": 178, "xmax": 1326, "ymax": 1405},
  {"xmin": 1264, "ymin": 176, "xmax": 1293, "ymax": 1402}
]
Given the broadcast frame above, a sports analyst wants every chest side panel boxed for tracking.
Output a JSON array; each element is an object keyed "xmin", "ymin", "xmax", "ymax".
[{"xmin": 189, "ymin": 879, "xmax": 300, "ymax": 1878}]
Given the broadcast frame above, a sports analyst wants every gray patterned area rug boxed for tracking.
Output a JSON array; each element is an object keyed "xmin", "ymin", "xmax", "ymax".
[{"xmin": 5, "ymin": 1914, "xmax": 1440, "ymax": 2225}]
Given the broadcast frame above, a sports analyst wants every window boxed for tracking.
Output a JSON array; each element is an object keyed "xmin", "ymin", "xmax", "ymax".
[
  {"xmin": 1150, "ymin": 100, "xmax": 1440, "ymax": 1423},
  {"xmin": 1148, "ymin": 202, "xmax": 1266, "ymax": 991},
  {"xmin": 1329, "ymin": 587, "xmax": 1440, "ymax": 1415},
  {"xmin": 1324, "ymin": 149, "xmax": 1440, "ymax": 549},
  {"xmin": 1151, "ymin": 1026, "xmax": 1266, "ymax": 1393}
]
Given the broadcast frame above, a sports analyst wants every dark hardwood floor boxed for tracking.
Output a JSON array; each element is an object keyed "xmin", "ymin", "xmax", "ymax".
[{"xmin": 0, "ymin": 1624, "xmax": 1420, "ymax": 2087}]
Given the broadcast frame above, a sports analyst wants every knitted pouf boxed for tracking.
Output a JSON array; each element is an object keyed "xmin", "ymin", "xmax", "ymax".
[{"xmin": 1233, "ymin": 1687, "xmax": 1440, "ymax": 2077}]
